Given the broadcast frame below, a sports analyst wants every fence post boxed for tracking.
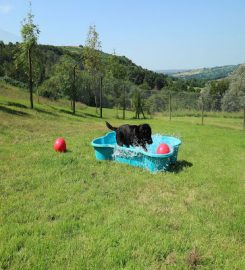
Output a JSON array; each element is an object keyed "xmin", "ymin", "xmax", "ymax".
[
  {"xmin": 72, "ymin": 65, "xmax": 76, "ymax": 115},
  {"xmin": 123, "ymin": 84, "xmax": 126, "ymax": 120},
  {"xmin": 201, "ymin": 97, "xmax": 204, "ymax": 125},
  {"xmin": 99, "ymin": 76, "xmax": 103, "ymax": 118},
  {"xmin": 169, "ymin": 92, "xmax": 172, "ymax": 120},
  {"xmin": 243, "ymin": 107, "xmax": 245, "ymax": 131}
]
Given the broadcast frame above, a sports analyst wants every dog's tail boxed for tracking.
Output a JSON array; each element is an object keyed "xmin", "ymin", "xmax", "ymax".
[{"xmin": 105, "ymin": 121, "xmax": 117, "ymax": 131}]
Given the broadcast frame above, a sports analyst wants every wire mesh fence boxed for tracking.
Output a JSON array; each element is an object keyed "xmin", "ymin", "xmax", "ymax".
[{"xmin": 108, "ymin": 90, "xmax": 245, "ymax": 130}]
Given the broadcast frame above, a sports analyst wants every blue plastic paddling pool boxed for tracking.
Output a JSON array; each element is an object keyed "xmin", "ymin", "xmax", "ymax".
[{"xmin": 91, "ymin": 131, "xmax": 181, "ymax": 172}]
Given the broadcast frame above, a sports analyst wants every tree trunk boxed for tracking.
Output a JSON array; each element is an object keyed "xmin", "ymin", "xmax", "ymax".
[
  {"xmin": 116, "ymin": 104, "xmax": 119, "ymax": 118},
  {"xmin": 137, "ymin": 93, "xmax": 140, "ymax": 119},
  {"xmin": 72, "ymin": 99, "xmax": 75, "ymax": 115},
  {"xmin": 169, "ymin": 92, "xmax": 172, "ymax": 120},
  {"xmin": 100, "ymin": 76, "xmax": 103, "ymax": 118},
  {"xmin": 37, "ymin": 87, "xmax": 40, "ymax": 104},
  {"xmin": 243, "ymin": 107, "xmax": 245, "ymax": 131},
  {"xmin": 28, "ymin": 48, "xmax": 33, "ymax": 109},
  {"xmin": 201, "ymin": 97, "xmax": 204, "ymax": 125},
  {"xmin": 95, "ymin": 95, "xmax": 98, "ymax": 114},
  {"xmin": 140, "ymin": 105, "xmax": 145, "ymax": 119},
  {"xmin": 123, "ymin": 84, "xmax": 126, "ymax": 120},
  {"xmin": 72, "ymin": 65, "xmax": 76, "ymax": 115}
]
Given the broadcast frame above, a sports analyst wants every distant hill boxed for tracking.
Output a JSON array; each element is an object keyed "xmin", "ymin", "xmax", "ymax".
[
  {"xmin": 155, "ymin": 69, "xmax": 189, "ymax": 75},
  {"xmin": 59, "ymin": 45, "xmax": 137, "ymax": 67},
  {"xmin": 0, "ymin": 42, "xmax": 168, "ymax": 92},
  {"xmin": 170, "ymin": 65, "xmax": 240, "ymax": 80}
]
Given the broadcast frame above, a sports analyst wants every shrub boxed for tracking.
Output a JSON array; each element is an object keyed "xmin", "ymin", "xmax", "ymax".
[{"xmin": 0, "ymin": 76, "xmax": 27, "ymax": 88}]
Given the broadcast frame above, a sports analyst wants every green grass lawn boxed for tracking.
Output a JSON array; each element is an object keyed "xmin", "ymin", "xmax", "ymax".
[{"xmin": 0, "ymin": 83, "xmax": 245, "ymax": 269}]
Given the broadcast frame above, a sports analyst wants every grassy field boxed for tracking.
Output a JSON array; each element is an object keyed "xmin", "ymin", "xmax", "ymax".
[{"xmin": 0, "ymin": 83, "xmax": 245, "ymax": 269}]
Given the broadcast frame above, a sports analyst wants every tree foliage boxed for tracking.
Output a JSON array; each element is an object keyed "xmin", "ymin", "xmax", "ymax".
[
  {"xmin": 15, "ymin": 1, "xmax": 40, "ymax": 108},
  {"xmin": 222, "ymin": 65, "xmax": 245, "ymax": 111},
  {"xmin": 83, "ymin": 24, "xmax": 102, "ymax": 74}
]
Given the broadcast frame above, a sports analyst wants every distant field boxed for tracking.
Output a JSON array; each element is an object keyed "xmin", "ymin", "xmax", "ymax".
[
  {"xmin": 171, "ymin": 65, "xmax": 239, "ymax": 80},
  {"xmin": 1, "ymin": 83, "xmax": 245, "ymax": 269}
]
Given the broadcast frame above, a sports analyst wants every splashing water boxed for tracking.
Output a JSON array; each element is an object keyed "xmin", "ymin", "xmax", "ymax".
[
  {"xmin": 113, "ymin": 145, "xmax": 143, "ymax": 159},
  {"xmin": 147, "ymin": 133, "xmax": 176, "ymax": 154},
  {"xmin": 112, "ymin": 133, "xmax": 176, "ymax": 158}
]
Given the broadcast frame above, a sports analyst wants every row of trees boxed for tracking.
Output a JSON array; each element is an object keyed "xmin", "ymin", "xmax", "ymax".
[
  {"xmin": 131, "ymin": 66, "xmax": 244, "ymax": 115},
  {"xmin": 1, "ymin": 2, "xmax": 244, "ymax": 115},
  {"xmin": 3, "ymin": 2, "xmax": 169, "ymax": 116},
  {"xmin": 1, "ymin": 1, "xmax": 207, "ymax": 116},
  {"xmin": 14, "ymin": 2, "xmax": 105, "ymax": 115}
]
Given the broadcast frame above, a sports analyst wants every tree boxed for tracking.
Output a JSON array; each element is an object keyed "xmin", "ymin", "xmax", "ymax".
[
  {"xmin": 37, "ymin": 76, "xmax": 61, "ymax": 100},
  {"xmin": 222, "ymin": 65, "xmax": 245, "ymax": 112},
  {"xmin": 16, "ymin": 1, "xmax": 40, "ymax": 109},
  {"xmin": 132, "ymin": 88, "xmax": 146, "ymax": 119},
  {"xmin": 145, "ymin": 92, "xmax": 167, "ymax": 115},
  {"xmin": 109, "ymin": 50, "xmax": 127, "ymax": 118},
  {"xmin": 83, "ymin": 24, "xmax": 103, "ymax": 116},
  {"xmin": 144, "ymin": 73, "xmax": 155, "ymax": 89},
  {"xmin": 155, "ymin": 75, "xmax": 165, "ymax": 90}
]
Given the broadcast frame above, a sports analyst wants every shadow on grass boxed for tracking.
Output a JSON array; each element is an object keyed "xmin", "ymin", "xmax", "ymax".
[
  {"xmin": 7, "ymin": 102, "xmax": 28, "ymax": 109},
  {"xmin": 59, "ymin": 109, "xmax": 83, "ymax": 117},
  {"xmin": 35, "ymin": 107, "xmax": 57, "ymax": 116},
  {"xmin": 83, "ymin": 112, "xmax": 99, "ymax": 118},
  {"xmin": 0, "ymin": 105, "xmax": 29, "ymax": 116},
  {"xmin": 59, "ymin": 108, "xmax": 99, "ymax": 118},
  {"xmin": 169, "ymin": 160, "xmax": 193, "ymax": 173}
]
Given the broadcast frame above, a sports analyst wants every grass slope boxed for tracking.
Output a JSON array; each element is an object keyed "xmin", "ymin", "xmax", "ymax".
[
  {"xmin": 0, "ymin": 83, "xmax": 245, "ymax": 269},
  {"xmin": 172, "ymin": 65, "xmax": 239, "ymax": 80}
]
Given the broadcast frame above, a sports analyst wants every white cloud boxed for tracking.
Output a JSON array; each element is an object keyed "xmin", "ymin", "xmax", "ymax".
[{"xmin": 0, "ymin": 3, "xmax": 12, "ymax": 14}]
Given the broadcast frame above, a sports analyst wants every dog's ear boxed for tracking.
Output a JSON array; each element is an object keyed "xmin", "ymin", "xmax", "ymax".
[{"xmin": 139, "ymin": 124, "xmax": 151, "ymax": 132}]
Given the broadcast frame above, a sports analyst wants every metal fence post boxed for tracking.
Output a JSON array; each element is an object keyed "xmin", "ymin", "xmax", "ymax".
[
  {"xmin": 201, "ymin": 98, "xmax": 204, "ymax": 125},
  {"xmin": 169, "ymin": 92, "xmax": 172, "ymax": 120},
  {"xmin": 123, "ymin": 84, "xmax": 126, "ymax": 120},
  {"xmin": 100, "ymin": 76, "xmax": 103, "ymax": 118},
  {"xmin": 243, "ymin": 107, "xmax": 245, "ymax": 131}
]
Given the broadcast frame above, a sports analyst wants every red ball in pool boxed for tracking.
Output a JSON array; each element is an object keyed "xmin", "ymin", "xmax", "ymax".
[
  {"xmin": 54, "ymin": 138, "xmax": 66, "ymax": 152},
  {"xmin": 156, "ymin": 143, "xmax": 170, "ymax": 154}
]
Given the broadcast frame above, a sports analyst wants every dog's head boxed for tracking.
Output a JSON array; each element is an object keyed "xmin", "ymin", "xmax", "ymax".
[{"xmin": 138, "ymin": 124, "xmax": 153, "ymax": 145}]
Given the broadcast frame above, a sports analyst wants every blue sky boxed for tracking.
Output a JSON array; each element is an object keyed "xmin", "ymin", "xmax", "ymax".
[{"xmin": 0, "ymin": 0, "xmax": 245, "ymax": 70}]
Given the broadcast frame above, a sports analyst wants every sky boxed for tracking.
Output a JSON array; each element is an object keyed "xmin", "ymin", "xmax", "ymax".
[{"xmin": 0, "ymin": 0, "xmax": 245, "ymax": 70}]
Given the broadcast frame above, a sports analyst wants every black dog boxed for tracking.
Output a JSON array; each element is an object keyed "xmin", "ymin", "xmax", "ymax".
[{"xmin": 106, "ymin": 121, "xmax": 153, "ymax": 151}]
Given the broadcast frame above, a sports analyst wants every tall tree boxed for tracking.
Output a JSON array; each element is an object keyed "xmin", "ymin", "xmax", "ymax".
[
  {"xmin": 54, "ymin": 55, "xmax": 81, "ymax": 114},
  {"xmin": 132, "ymin": 87, "xmax": 146, "ymax": 119},
  {"xmin": 109, "ymin": 50, "xmax": 127, "ymax": 119},
  {"xmin": 83, "ymin": 24, "xmax": 103, "ymax": 115},
  {"xmin": 17, "ymin": 1, "xmax": 40, "ymax": 109}
]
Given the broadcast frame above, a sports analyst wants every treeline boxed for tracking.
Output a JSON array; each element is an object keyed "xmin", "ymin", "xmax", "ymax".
[
  {"xmin": 0, "ymin": 41, "xmax": 205, "ymax": 110},
  {"xmin": 0, "ymin": 41, "xmax": 170, "ymax": 90},
  {"xmin": 1, "ymin": 39, "xmax": 243, "ymax": 114},
  {"xmin": 1, "ymin": 1, "xmax": 244, "ymax": 116}
]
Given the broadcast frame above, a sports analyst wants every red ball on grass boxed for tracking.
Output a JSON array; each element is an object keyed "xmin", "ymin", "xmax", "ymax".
[
  {"xmin": 156, "ymin": 143, "xmax": 170, "ymax": 154},
  {"xmin": 54, "ymin": 138, "xmax": 66, "ymax": 152}
]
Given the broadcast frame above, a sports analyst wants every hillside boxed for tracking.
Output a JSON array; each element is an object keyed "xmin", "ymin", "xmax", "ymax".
[
  {"xmin": 155, "ymin": 69, "xmax": 189, "ymax": 75},
  {"xmin": 1, "ymin": 41, "xmax": 241, "ymax": 113},
  {"xmin": 170, "ymin": 64, "xmax": 239, "ymax": 80},
  {"xmin": 0, "ymin": 41, "xmax": 168, "ymax": 93}
]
